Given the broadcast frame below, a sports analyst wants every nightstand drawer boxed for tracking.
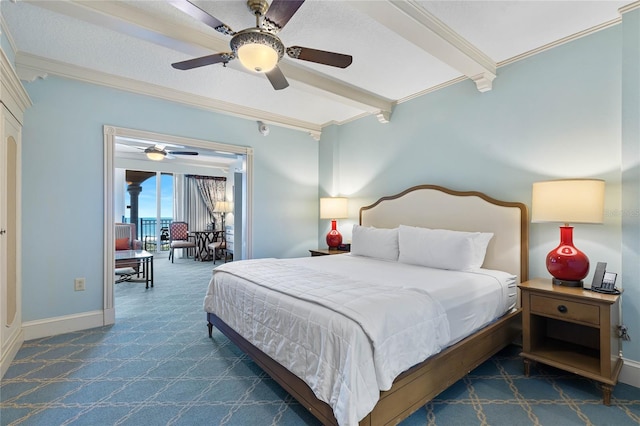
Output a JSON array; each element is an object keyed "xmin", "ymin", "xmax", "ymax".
[{"xmin": 530, "ymin": 294, "xmax": 600, "ymax": 325}]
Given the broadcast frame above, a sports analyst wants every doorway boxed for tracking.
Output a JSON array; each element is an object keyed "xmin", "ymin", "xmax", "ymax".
[
  {"xmin": 117, "ymin": 171, "xmax": 172, "ymax": 254},
  {"xmin": 103, "ymin": 125, "xmax": 253, "ymax": 324}
]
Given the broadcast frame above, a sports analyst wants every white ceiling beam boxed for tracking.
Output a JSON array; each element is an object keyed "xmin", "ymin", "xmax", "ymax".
[
  {"xmin": 27, "ymin": 0, "xmax": 394, "ymax": 122},
  {"xmin": 279, "ymin": 61, "xmax": 394, "ymax": 118},
  {"xmin": 350, "ymin": 0, "xmax": 497, "ymax": 93},
  {"xmin": 25, "ymin": 0, "xmax": 218, "ymax": 57},
  {"xmin": 15, "ymin": 51, "xmax": 324, "ymax": 140}
]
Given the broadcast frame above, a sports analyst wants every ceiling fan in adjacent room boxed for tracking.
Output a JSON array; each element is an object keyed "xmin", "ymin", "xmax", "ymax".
[
  {"xmin": 142, "ymin": 145, "xmax": 199, "ymax": 161},
  {"xmin": 169, "ymin": 0, "xmax": 353, "ymax": 90}
]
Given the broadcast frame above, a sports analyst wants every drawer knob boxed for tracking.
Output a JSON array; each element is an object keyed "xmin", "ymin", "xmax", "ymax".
[{"xmin": 557, "ymin": 305, "xmax": 568, "ymax": 314}]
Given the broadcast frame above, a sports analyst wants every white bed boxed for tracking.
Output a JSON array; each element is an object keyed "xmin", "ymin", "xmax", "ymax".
[{"xmin": 205, "ymin": 185, "xmax": 528, "ymax": 426}]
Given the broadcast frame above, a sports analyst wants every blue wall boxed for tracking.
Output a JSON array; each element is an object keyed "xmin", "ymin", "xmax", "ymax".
[
  {"xmin": 21, "ymin": 77, "xmax": 319, "ymax": 321},
  {"xmin": 320, "ymin": 24, "xmax": 639, "ymax": 365},
  {"xmin": 621, "ymin": 8, "xmax": 640, "ymax": 364}
]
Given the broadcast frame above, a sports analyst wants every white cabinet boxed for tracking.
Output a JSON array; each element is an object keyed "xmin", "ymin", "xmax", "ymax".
[{"xmin": 0, "ymin": 49, "xmax": 31, "ymax": 378}]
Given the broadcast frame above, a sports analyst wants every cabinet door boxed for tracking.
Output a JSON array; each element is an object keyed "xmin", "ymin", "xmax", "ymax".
[{"xmin": 1, "ymin": 106, "xmax": 22, "ymax": 361}]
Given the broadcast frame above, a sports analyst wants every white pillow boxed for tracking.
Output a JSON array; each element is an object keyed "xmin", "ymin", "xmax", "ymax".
[
  {"xmin": 350, "ymin": 225, "xmax": 399, "ymax": 261},
  {"xmin": 398, "ymin": 225, "xmax": 493, "ymax": 271}
]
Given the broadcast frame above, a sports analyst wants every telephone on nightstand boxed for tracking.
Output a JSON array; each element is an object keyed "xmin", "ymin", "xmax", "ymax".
[{"xmin": 591, "ymin": 262, "xmax": 620, "ymax": 294}]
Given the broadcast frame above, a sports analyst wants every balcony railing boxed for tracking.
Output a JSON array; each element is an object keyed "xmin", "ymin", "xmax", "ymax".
[{"xmin": 139, "ymin": 218, "xmax": 172, "ymax": 252}]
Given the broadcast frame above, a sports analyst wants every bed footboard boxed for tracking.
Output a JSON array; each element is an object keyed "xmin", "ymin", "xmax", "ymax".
[
  {"xmin": 207, "ymin": 312, "xmax": 338, "ymax": 425},
  {"xmin": 363, "ymin": 308, "xmax": 522, "ymax": 425},
  {"xmin": 206, "ymin": 308, "xmax": 522, "ymax": 426}
]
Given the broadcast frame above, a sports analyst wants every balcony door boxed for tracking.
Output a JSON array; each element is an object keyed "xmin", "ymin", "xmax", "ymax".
[{"xmin": 118, "ymin": 171, "xmax": 173, "ymax": 253}]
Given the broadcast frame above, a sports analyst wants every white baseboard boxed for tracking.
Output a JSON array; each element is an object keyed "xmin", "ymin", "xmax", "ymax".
[
  {"xmin": 1, "ymin": 329, "xmax": 24, "ymax": 378},
  {"xmin": 22, "ymin": 310, "xmax": 106, "ymax": 341},
  {"xmin": 621, "ymin": 357, "xmax": 640, "ymax": 388}
]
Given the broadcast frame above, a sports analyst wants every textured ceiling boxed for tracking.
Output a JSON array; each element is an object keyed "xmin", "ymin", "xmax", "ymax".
[{"xmin": 2, "ymin": 0, "xmax": 635, "ymax": 140}]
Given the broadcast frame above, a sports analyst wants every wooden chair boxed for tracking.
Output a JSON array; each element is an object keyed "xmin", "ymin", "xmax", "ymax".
[
  {"xmin": 207, "ymin": 230, "xmax": 226, "ymax": 263},
  {"xmin": 168, "ymin": 221, "xmax": 196, "ymax": 263}
]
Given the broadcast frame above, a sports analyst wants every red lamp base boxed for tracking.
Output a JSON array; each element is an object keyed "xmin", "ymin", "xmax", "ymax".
[
  {"xmin": 547, "ymin": 226, "xmax": 589, "ymax": 288},
  {"xmin": 326, "ymin": 220, "xmax": 343, "ymax": 248}
]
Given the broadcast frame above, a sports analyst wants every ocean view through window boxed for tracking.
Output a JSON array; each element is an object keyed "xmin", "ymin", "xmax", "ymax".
[{"xmin": 123, "ymin": 173, "xmax": 173, "ymax": 251}]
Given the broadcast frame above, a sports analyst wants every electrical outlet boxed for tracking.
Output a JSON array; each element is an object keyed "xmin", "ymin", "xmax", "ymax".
[{"xmin": 74, "ymin": 277, "xmax": 86, "ymax": 291}]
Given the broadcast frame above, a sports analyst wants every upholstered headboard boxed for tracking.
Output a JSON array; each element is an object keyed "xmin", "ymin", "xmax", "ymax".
[{"xmin": 360, "ymin": 185, "xmax": 528, "ymax": 282}]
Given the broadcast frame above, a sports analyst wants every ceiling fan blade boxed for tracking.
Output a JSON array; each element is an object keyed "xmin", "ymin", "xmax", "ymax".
[
  {"xmin": 171, "ymin": 53, "xmax": 232, "ymax": 70},
  {"xmin": 264, "ymin": 0, "xmax": 305, "ymax": 33},
  {"xmin": 169, "ymin": 151, "xmax": 199, "ymax": 156},
  {"xmin": 168, "ymin": 0, "xmax": 234, "ymax": 35},
  {"xmin": 286, "ymin": 46, "xmax": 352, "ymax": 68},
  {"xmin": 265, "ymin": 66, "xmax": 289, "ymax": 90}
]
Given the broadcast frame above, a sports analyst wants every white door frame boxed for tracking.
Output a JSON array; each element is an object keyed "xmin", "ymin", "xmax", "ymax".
[{"xmin": 102, "ymin": 125, "xmax": 253, "ymax": 325}]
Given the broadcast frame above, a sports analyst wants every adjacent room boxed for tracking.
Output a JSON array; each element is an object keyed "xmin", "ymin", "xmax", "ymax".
[{"xmin": 1, "ymin": 1, "xmax": 639, "ymax": 425}]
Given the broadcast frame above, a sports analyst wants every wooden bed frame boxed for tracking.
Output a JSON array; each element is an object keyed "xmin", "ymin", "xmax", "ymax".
[{"xmin": 207, "ymin": 184, "xmax": 529, "ymax": 425}]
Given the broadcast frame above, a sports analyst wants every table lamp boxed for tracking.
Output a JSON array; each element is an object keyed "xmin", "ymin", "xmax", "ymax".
[
  {"xmin": 320, "ymin": 197, "xmax": 348, "ymax": 248},
  {"xmin": 531, "ymin": 179, "xmax": 605, "ymax": 287}
]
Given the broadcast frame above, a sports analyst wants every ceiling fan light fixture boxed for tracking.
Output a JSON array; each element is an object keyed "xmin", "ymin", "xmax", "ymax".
[
  {"xmin": 231, "ymin": 29, "xmax": 284, "ymax": 73},
  {"xmin": 237, "ymin": 43, "xmax": 278, "ymax": 72},
  {"xmin": 144, "ymin": 147, "xmax": 166, "ymax": 161}
]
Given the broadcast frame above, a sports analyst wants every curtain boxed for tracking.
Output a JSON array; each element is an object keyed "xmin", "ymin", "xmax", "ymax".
[
  {"xmin": 173, "ymin": 174, "xmax": 185, "ymax": 222},
  {"xmin": 182, "ymin": 175, "xmax": 226, "ymax": 231}
]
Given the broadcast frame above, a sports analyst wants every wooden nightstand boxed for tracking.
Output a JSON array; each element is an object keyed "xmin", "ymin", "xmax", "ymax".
[
  {"xmin": 309, "ymin": 248, "xmax": 345, "ymax": 256},
  {"xmin": 519, "ymin": 278, "xmax": 622, "ymax": 405}
]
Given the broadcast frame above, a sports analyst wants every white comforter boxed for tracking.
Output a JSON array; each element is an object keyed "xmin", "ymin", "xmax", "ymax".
[{"xmin": 204, "ymin": 255, "xmax": 516, "ymax": 426}]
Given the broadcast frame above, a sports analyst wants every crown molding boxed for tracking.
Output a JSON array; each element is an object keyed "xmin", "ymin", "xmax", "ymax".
[
  {"xmin": 620, "ymin": 1, "xmax": 640, "ymax": 15},
  {"xmin": 497, "ymin": 16, "xmax": 622, "ymax": 68},
  {"xmin": 1, "ymin": 48, "xmax": 32, "ymax": 123},
  {"xmin": 321, "ymin": 111, "xmax": 371, "ymax": 128},
  {"xmin": 0, "ymin": 14, "xmax": 19, "ymax": 59},
  {"xmin": 16, "ymin": 52, "xmax": 323, "ymax": 138},
  {"xmin": 351, "ymin": 0, "xmax": 496, "ymax": 93},
  {"xmin": 397, "ymin": 9, "xmax": 627, "ymax": 101}
]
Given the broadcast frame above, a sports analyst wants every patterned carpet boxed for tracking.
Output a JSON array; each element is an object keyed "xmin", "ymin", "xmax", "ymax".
[{"xmin": 1, "ymin": 253, "xmax": 639, "ymax": 425}]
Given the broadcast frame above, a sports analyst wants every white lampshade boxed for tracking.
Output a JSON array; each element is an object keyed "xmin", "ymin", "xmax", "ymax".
[
  {"xmin": 320, "ymin": 197, "xmax": 348, "ymax": 219},
  {"xmin": 231, "ymin": 29, "xmax": 284, "ymax": 73},
  {"xmin": 145, "ymin": 151, "xmax": 165, "ymax": 161},
  {"xmin": 215, "ymin": 201, "xmax": 234, "ymax": 213},
  {"xmin": 237, "ymin": 43, "xmax": 278, "ymax": 73},
  {"xmin": 531, "ymin": 179, "xmax": 605, "ymax": 224}
]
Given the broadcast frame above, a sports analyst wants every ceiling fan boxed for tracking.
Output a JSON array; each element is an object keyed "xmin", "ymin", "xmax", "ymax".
[
  {"xmin": 169, "ymin": 0, "xmax": 353, "ymax": 90},
  {"xmin": 142, "ymin": 145, "xmax": 199, "ymax": 161}
]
